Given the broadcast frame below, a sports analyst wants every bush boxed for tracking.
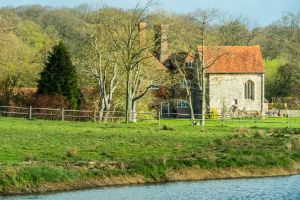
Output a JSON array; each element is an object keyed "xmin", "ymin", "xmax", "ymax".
[
  {"xmin": 208, "ymin": 108, "xmax": 218, "ymax": 119},
  {"xmin": 161, "ymin": 125, "xmax": 174, "ymax": 131},
  {"xmin": 37, "ymin": 42, "xmax": 80, "ymax": 109},
  {"xmin": 12, "ymin": 88, "xmax": 36, "ymax": 107},
  {"xmin": 214, "ymin": 138, "xmax": 226, "ymax": 145},
  {"xmin": 24, "ymin": 153, "xmax": 37, "ymax": 162},
  {"xmin": 285, "ymin": 143, "xmax": 293, "ymax": 151},
  {"xmin": 31, "ymin": 95, "xmax": 70, "ymax": 109},
  {"xmin": 293, "ymin": 138, "xmax": 300, "ymax": 150},
  {"xmin": 66, "ymin": 147, "xmax": 77, "ymax": 158},
  {"xmin": 234, "ymin": 127, "xmax": 251, "ymax": 138},
  {"xmin": 13, "ymin": 88, "xmax": 96, "ymax": 110},
  {"xmin": 254, "ymin": 130, "xmax": 266, "ymax": 138}
]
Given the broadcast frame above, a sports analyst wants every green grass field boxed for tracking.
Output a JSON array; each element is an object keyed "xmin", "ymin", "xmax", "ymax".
[{"xmin": 0, "ymin": 117, "xmax": 299, "ymax": 193}]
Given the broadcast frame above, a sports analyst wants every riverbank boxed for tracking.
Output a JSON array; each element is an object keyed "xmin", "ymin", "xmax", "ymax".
[
  {"xmin": 0, "ymin": 117, "xmax": 299, "ymax": 195},
  {"xmin": 2, "ymin": 163, "xmax": 300, "ymax": 195}
]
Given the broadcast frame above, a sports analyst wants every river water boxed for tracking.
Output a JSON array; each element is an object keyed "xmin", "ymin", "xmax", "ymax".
[{"xmin": 1, "ymin": 175, "xmax": 299, "ymax": 200}]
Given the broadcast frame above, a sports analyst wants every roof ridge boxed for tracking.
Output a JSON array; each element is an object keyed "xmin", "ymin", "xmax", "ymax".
[{"xmin": 187, "ymin": 45, "xmax": 264, "ymax": 74}]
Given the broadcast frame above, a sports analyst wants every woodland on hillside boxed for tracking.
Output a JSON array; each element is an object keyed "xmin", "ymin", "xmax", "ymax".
[{"xmin": 0, "ymin": 3, "xmax": 299, "ymax": 114}]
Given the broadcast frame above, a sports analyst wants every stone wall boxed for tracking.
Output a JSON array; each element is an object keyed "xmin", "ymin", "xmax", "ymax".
[{"xmin": 208, "ymin": 74, "xmax": 263, "ymax": 113}]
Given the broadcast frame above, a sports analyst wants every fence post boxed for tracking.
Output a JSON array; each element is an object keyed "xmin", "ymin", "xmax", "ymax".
[
  {"xmin": 61, "ymin": 108, "xmax": 64, "ymax": 121},
  {"xmin": 29, "ymin": 106, "xmax": 32, "ymax": 120}
]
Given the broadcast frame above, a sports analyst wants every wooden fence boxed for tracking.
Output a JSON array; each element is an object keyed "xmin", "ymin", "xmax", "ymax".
[
  {"xmin": 0, "ymin": 106, "xmax": 232, "ymax": 122},
  {"xmin": 0, "ymin": 106, "xmax": 155, "ymax": 122},
  {"xmin": 0, "ymin": 106, "xmax": 299, "ymax": 128}
]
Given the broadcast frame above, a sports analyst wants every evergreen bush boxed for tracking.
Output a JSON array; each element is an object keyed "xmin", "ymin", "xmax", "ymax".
[{"xmin": 37, "ymin": 42, "xmax": 80, "ymax": 109}]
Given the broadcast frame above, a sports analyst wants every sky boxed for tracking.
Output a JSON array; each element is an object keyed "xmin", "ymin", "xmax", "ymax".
[{"xmin": 0, "ymin": 0, "xmax": 299, "ymax": 26}]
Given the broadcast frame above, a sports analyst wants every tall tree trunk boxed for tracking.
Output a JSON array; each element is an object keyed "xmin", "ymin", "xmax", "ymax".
[
  {"xmin": 200, "ymin": 38, "xmax": 206, "ymax": 126},
  {"xmin": 201, "ymin": 71, "xmax": 206, "ymax": 126},
  {"xmin": 99, "ymin": 98, "xmax": 105, "ymax": 121},
  {"xmin": 131, "ymin": 100, "xmax": 137, "ymax": 122},
  {"xmin": 183, "ymin": 78, "xmax": 195, "ymax": 125},
  {"xmin": 187, "ymin": 93, "xmax": 195, "ymax": 125},
  {"xmin": 103, "ymin": 101, "xmax": 111, "ymax": 122},
  {"xmin": 125, "ymin": 70, "xmax": 132, "ymax": 123}
]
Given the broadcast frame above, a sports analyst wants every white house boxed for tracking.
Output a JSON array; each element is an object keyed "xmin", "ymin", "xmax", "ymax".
[{"xmin": 193, "ymin": 46, "xmax": 265, "ymax": 114}]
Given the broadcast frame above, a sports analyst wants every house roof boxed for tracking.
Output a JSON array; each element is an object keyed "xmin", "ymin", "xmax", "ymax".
[
  {"xmin": 149, "ymin": 55, "xmax": 167, "ymax": 70},
  {"xmin": 186, "ymin": 46, "xmax": 264, "ymax": 74}
]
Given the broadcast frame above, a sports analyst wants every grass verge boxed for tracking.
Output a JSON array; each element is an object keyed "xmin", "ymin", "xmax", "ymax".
[{"xmin": 0, "ymin": 117, "xmax": 299, "ymax": 194}]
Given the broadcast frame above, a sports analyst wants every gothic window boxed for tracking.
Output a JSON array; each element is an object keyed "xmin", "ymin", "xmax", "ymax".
[{"xmin": 244, "ymin": 80, "xmax": 255, "ymax": 100}]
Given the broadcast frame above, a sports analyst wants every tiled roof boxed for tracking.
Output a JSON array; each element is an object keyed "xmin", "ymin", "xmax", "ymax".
[
  {"xmin": 187, "ymin": 46, "xmax": 264, "ymax": 74},
  {"xmin": 149, "ymin": 55, "xmax": 167, "ymax": 70}
]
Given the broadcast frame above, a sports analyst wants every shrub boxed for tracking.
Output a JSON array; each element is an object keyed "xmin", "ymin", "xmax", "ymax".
[
  {"xmin": 159, "ymin": 156, "xmax": 168, "ymax": 166},
  {"xmin": 293, "ymin": 138, "xmax": 300, "ymax": 150},
  {"xmin": 285, "ymin": 143, "xmax": 293, "ymax": 151},
  {"xmin": 254, "ymin": 130, "xmax": 266, "ymax": 138},
  {"xmin": 234, "ymin": 127, "xmax": 251, "ymax": 138},
  {"xmin": 214, "ymin": 138, "xmax": 226, "ymax": 145},
  {"xmin": 161, "ymin": 125, "xmax": 174, "ymax": 131},
  {"xmin": 209, "ymin": 108, "xmax": 218, "ymax": 119},
  {"xmin": 12, "ymin": 88, "xmax": 36, "ymax": 107},
  {"xmin": 31, "ymin": 95, "xmax": 70, "ymax": 109},
  {"xmin": 24, "ymin": 153, "xmax": 37, "ymax": 162},
  {"xmin": 37, "ymin": 42, "xmax": 80, "ymax": 109},
  {"xmin": 66, "ymin": 147, "xmax": 77, "ymax": 158}
]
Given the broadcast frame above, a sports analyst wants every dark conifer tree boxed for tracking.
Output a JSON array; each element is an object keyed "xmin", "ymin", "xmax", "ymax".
[{"xmin": 37, "ymin": 42, "xmax": 80, "ymax": 109}]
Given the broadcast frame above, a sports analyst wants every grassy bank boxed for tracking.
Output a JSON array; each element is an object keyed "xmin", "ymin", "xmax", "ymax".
[{"xmin": 0, "ymin": 117, "xmax": 299, "ymax": 194}]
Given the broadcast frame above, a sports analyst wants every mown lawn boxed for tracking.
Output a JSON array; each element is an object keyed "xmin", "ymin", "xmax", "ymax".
[{"xmin": 0, "ymin": 117, "xmax": 299, "ymax": 192}]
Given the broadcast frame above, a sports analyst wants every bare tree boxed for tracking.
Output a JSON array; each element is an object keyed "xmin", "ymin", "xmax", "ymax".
[
  {"xmin": 265, "ymin": 12, "xmax": 300, "ymax": 98},
  {"xmin": 87, "ymin": 36, "xmax": 118, "ymax": 121},
  {"xmin": 107, "ymin": 0, "xmax": 165, "ymax": 122},
  {"xmin": 165, "ymin": 9, "xmax": 227, "ymax": 126},
  {"xmin": 218, "ymin": 16, "xmax": 260, "ymax": 46},
  {"xmin": 81, "ymin": 10, "xmax": 120, "ymax": 122},
  {"xmin": 190, "ymin": 8, "xmax": 219, "ymax": 126},
  {"xmin": 274, "ymin": 12, "xmax": 300, "ymax": 62},
  {"xmin": 169, "ymin": 52, "xmax": 195, "ymax": 124},
  {"xmin": 81, "ymin": 1, "xmax": 167, "ymax": 122},
  {"xmin": 130, "ymin": 58, "xmax": 166, "ymax": 122}
]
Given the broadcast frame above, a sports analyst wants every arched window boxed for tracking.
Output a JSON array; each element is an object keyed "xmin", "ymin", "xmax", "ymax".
[{"xmin": 244, "ymin": 80, "xmax": 255, "ymax": 100}]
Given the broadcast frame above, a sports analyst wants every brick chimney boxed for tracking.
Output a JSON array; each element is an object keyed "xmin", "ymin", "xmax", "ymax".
[
  {"xmin": 155, "ymin": 24, "xmax": 169, "ymax": 63},
  {"xmin": 138, "ymin": 22, "xmax": 147, "ymax": 46}
]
